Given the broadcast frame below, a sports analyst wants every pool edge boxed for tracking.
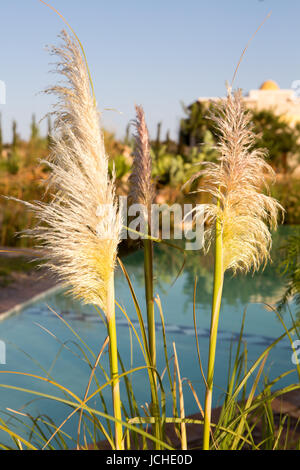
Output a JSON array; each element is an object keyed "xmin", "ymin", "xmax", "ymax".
[{"xmin": 0, "ymin": 284, "xmax": 64, "ymax": 321}]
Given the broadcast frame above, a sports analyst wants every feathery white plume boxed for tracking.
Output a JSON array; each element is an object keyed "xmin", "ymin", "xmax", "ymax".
[
  {"xmin": 190, "ymin": 89, "xmax": 283, "ymax": 274},
  {"xmin": 23, "ymin": 31, "xmax": 121, "ymax": 317}
]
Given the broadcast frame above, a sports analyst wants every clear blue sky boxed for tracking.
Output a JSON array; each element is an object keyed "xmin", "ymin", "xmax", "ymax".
[{"xmin": 0, "ymin": 0, "xmax": 299, "ymax": 143}]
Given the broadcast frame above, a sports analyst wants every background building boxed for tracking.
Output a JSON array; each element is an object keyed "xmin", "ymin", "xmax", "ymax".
[{"xmin": 198, "ymin": 80, "xmax": 300, "ymax": 126}]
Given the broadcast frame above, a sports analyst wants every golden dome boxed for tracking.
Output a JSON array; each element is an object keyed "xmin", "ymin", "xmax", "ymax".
[{"xmin": 260, "ymin": 80, "xmax": 280, "ymax": 91}]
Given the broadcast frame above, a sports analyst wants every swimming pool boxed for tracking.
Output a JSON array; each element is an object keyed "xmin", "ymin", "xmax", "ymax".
[{"xmin": 0, "ymin": 226, "xmax": 298, "ymax": 447}]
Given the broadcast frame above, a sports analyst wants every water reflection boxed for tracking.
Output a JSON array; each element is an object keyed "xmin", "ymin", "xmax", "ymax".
[
  {"xmin": 30, "ymin": 226, "xmax": 297, "ymax": 348},
  {"xmin": 124, "ymin": 226, "xmax": 292, "ymax": 309}
]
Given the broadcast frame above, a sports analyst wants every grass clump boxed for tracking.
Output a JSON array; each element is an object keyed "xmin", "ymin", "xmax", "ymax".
[{"xmin": 0, "ymin": 24, "xmax": 298, "ymax": 452}]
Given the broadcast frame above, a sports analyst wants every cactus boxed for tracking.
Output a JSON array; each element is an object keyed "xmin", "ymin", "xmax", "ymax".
[
  {"xmin": 12, "ymin": 119, "xmax": 18, "ymax": 152},
  {"xmin": 30, "ymin": 114, "xmax": 40, "ymax": 143}
]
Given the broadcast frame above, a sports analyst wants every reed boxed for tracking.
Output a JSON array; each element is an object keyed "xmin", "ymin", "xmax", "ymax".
[
  {"xmin": 17, "ymin": 31, "xmax": 124, "ymax": 449},
  {"xmin": 190, "ymin": 89, "xmax": 283, "ymax": 449},
  {"xmin": 128, "ymin": 105, "xmax": 161, "ymax": 446},
  {"xmin": 129, "ymin": 105, "xmax": 156, "ymax": 370}
]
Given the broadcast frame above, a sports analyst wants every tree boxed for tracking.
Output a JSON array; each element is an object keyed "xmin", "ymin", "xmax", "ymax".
[
  {"xmin": 251, "ymin": 108, "xmax": 300, "ymax": 172},
  {"xmin": 179, "ymin": 100, "xmax": 216, "ymax": 149}
]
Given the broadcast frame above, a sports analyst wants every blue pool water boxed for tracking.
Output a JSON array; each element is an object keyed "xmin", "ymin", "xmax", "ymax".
[{"xmin": 0, "ymin": 226, "xmax": 298, "ymax": 447}]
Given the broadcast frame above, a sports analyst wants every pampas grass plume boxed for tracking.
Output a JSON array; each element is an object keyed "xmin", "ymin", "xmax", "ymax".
[
  {"xmin": 22, "ymin": 30, "xmax": 121, "ymax": 319},
  {"xmin": 128, "ymin": 104, "xmax": 154, "ymax": 216},
  {"xmin": 193, "ymin": 89, "xmax": 283, "ymax": 274}
]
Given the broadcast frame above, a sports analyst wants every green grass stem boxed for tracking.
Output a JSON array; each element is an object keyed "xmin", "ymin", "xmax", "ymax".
[
  {"xmin": 107, "ymin": 273, "xmax": 124, "ymax": 450},
  {"xmin": 144, "ymin": 233, "xmax": 161, "ymax": 449},
  {"xmin": 203, "ymin": 215, "xmax": 224, "ymax": 450}
]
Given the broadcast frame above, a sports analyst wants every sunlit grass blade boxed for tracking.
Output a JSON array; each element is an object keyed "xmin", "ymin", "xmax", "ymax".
[{"xmin": 173, "ymin": 343, "xmax": 187, "ymax": 450}]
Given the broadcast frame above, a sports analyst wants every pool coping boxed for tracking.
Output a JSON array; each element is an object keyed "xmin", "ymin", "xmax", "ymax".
[{"xmin": 0, "ymin": 283, "xmax": 64, "ymax": 322}]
